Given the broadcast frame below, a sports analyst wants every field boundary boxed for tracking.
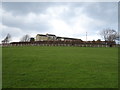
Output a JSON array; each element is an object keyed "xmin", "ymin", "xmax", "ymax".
[
  {"xmin": 1, "ymin": 41, "xmax": 120, "ymax": 47},
  {"xmin": 1, "ymin": 43, "xmax": 120, "ymax": 47}
]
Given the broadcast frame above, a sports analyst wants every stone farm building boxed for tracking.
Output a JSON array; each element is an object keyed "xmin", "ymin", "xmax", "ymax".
[{"xmin": 36, "ymin": 33, "xmax": 82, "ymax": 41}]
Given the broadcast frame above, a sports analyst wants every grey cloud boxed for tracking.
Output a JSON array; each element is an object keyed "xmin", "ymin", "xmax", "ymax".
[
  {"xmin": 2, "ymin": 2, "xmax": 71, "ymax": 32},
  {"xmin": 1, "ymin": 2, "xmax": 118, "ymax": 42},
  {"xmin": 2, "ymin": 10, "xmax": 52, "ymax": 32},
  {"xmin": 2, "ymin": 2, "xmax": 48, "ymax": 15},
  {"xmin": 118, "ymin": 2, "xmax": 120, "ymax": 32},
  {"xmin": 2, "ymin": 2, "xmax": 71, "ymax": 15},
  {"xmin": 2, "ymin": 17, "xmax": 51, "ymax": 32},
  {"xmin": 60, "ymin": 2, "xmax": 118, "ymax": 31},
  {"xmin": 83, "ymin": 2, "xmax": 118, "ymax": 23},
  {"xmin": 3, "ymin": 2, "xmax": 117, "ymax": 23}
]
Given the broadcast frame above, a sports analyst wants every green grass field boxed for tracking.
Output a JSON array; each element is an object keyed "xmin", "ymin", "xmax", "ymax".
[{"xmin": 2, "ymin": 46, "xmax": 118, "ymax": 88}]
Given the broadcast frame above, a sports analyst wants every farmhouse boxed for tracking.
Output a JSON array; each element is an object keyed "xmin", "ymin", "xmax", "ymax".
[
  {"xmin": 46, "ymin": 34, "xmax": 56, "ymax": 41},
  {"xmin": 36, "ymin": 34, "xmax": 56, "ymax": 41},
  {"xmin": 36, "ymin": 34, "xmax": 48, "ymax": 41},
  {"xmin": 36, "ymin": 33, "xmax": 82, "ymax": 41}
]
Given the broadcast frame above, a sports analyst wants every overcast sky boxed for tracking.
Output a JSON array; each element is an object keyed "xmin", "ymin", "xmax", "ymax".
[{"xmin": 0, "ymin": 2, "xmax": 118, "ymax": 42}]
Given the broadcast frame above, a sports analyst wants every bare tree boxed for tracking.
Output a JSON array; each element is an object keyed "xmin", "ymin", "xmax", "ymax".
[
  {"xmin": 99, "ymin": 28, "xmax": 118, "ymax": 41},
  {"xmin": 2, "ymin": 33, "xmax": 11, "ymax": 44},
  {"xmin": 115, "ymin": 32, "xmax": 120, "ymax": 40},
  {"xmin": 21, "ymin": 34, "xmax": 30, "ymax": 42}
]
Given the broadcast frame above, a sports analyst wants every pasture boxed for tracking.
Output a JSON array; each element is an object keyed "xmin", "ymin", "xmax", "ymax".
[{"xmin": 2, "ymin": 46, "xmax": 118, "ymax": 88}]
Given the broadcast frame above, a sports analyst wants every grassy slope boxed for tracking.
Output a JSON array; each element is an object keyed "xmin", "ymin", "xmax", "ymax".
[
  {"xmin": 2, "ymin": 46, "xmax": 118, "ymax": 88},
  {"xmin": 0, "ymin": 46, "xmax": 2, "ymax": 89}
]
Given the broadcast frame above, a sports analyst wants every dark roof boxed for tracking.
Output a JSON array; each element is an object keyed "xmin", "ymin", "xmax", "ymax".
[
  {"xmin": 56, "ymin": 37, "xmax": 62, "ymax": 39},
  {"xmin": 30, "ymin": 37, "xmax": 34, "ymax": 39},
  {"xmin": 63, "ymin": 37, "xmax": 80, "ymax": 40},
  {"xmin": 46, "ymin": 34, "xmax": 56, "ymax": 36},
  {"xmin": 37, "ymin": 34, "xmax": 46, "ymax": 36},
  {"xmin": 57, "ymin": 36, "xmax": 80, "ymax": 40}
]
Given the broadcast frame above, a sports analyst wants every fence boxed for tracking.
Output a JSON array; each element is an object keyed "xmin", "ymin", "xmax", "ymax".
[{"xmin": 2, "ymin": 41, "xmax": 119, "ymax": 47}]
